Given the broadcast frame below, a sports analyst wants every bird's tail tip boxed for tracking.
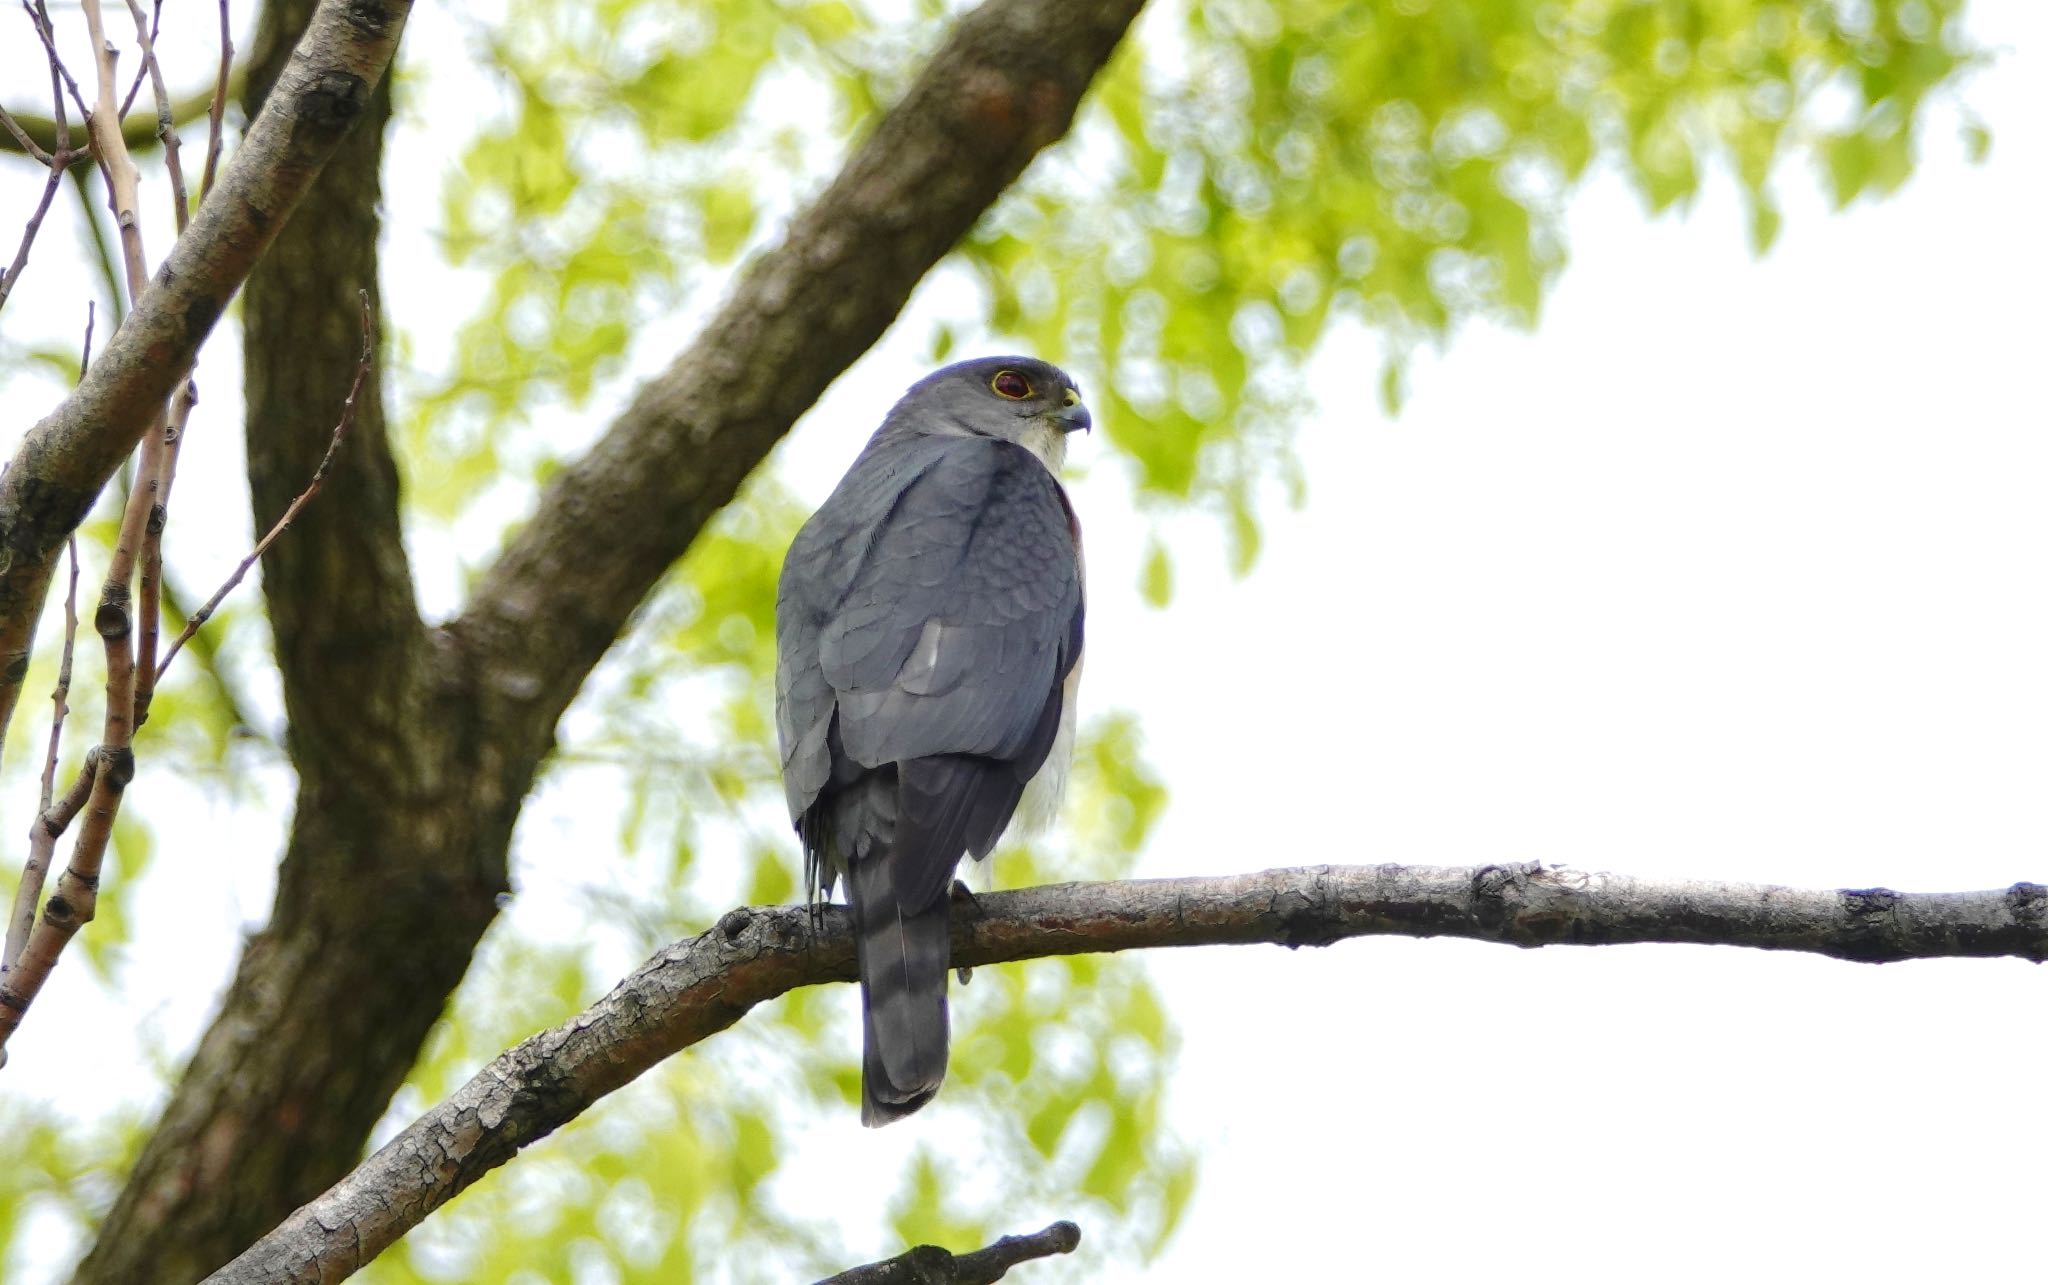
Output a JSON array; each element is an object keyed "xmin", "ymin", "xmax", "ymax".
[{"xmin": 860, "ymin": 1077, "xmax": 942, "ymax": 1128}]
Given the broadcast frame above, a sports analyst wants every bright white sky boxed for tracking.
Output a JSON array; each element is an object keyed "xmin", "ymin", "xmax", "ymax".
[{"xmin": 4, "ymin": 1, "xmax": 2046, "ymax": 1281}]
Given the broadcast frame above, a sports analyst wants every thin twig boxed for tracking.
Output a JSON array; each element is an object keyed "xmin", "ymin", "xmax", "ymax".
[
  {"xmin": 0, "ymin": 104, "xmax": 53, "ymax": 165},
  {"xmin": 816, "ymin": 1222, "xmax": 1083, "ymax": 1285},
  {"xmin": 39, "ymin": 7, "xmax": 71, "ymax": 161},
  {"xmin": 158, "ymin": 294, "xmax": 371, "ymax": 681},
  {"xmin": 123, "ymin": 0, "xmax": 188, "ymax": 231},
  {"xmin": 0, "ymin": 161, "xmax": 71, "ymax": 314},
  {"xmin": 115, "ymin": 0, "xmax": 163, "ymax": 121},
  {"xmin": 0, "ymin": 3, "xmax": 81, "ymax": 313},
  {"xmin": 1, "ymin": 544, "xmax": 81, "ymax": 978},
  {"xmin": 3, "ymin": 749, "xmax": 96, "ymax": 986},
  {"xmin": 131, "ymin": 381, "xmax": 191, "ymax": 728},
  {"xmin": 2, "ymin": 303, "xmax": 93, "ymax": 979},
  {"xmin": 23, "ymin": 2, "xmax": 92, "ymax": 125},
  {"xmin": 199, "ymin": 0, "xmax": 233, "ymax": 201}
]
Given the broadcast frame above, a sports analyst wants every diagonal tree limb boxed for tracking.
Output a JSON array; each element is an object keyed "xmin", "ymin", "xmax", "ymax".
[
  {"xmin": 451, "ymin": 0, "xmax": 1148, "ymax": 762},
  {"xmin": 816, "ymin": 1221, "xmax": 1084, "ymax": 1285},
  {"xmin": 0, "ymin": 0, "xmax": 412, "ymax": 761},
  {"xmin": 204, "ymin": 861, "xmax": 2047, "ymax": 1284}
]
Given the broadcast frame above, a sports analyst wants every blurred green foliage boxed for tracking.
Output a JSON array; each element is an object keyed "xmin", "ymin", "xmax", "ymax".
[{"xmin": 0, "ymin": 0, "xmax": 1982, "ymax": 1278}]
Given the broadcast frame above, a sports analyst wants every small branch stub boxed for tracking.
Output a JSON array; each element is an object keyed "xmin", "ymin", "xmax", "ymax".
[{"xmin": 817, "ymin": 1221, "xmax": 1083, "ymax": 1285}]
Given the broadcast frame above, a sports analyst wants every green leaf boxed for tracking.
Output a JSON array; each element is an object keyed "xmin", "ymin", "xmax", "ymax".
[{"xmin": 1139, "ymin": 538, "xmax": 1173, "ymax": 607}]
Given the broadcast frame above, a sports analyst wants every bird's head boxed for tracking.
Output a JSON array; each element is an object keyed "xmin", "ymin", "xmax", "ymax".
[{"xmin": 881, "ymin": 355, "xmax": 1092, "ymax": 469}]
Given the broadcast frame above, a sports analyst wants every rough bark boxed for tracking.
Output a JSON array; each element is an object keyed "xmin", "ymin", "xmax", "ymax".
[
  {"xmin": 77, "ymin": 0, "xmax": 1148, "ymax": 1279},
  {"xmin": 0, "ymin": 0, "xmax": 412, "ymax": 755},
  {"xmin": 205, "ymin": 861, "xmax": 2047, "ymax": 1283}
]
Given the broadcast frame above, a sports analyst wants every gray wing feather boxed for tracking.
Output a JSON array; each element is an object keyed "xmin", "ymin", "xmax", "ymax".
[{"xmin": 776, "ymin": 436, "xmax": 1081, "ymax": 826}]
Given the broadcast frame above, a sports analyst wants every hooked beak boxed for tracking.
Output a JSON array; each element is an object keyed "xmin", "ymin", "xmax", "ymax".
[{"xmin": 1054, "ymin": 389, "xmax": 1093, "ymax": 434}]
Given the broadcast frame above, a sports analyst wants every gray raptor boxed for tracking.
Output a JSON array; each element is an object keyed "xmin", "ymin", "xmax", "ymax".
[{"xmin": 775, "ymin": 356, "xmax": 1090, "ymax": 1125}]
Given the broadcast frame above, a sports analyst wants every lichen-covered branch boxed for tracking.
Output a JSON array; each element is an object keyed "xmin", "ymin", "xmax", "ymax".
[
  {"xmin": 205, "ymin": 861, "xmax": 2046, "ymax": 1283},
  {"xmin": 0, "ymin": 0, "xmax": 412, "ymax": 756},
  {"xmin": 817, "ymin": 1221, "xmax": 1083, "ymax": 1285}
]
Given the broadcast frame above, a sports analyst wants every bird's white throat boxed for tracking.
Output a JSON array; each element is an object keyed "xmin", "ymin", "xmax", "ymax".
[{"xmin": 1017, "ymin": 421, "xmax": 1068, "ymax": 472}]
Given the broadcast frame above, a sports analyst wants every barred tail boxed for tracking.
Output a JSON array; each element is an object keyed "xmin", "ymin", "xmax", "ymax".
[{"xmin": 848, "ymin": 854, "xmax": 952, "ymax": 1127}]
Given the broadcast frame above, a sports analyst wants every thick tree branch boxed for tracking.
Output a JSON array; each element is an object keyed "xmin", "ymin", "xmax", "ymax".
[
  {"xmin": 817, "ymin": 1221, "xmax": 1083, "ymax": 1285},
  {"xmin": 0, "ymin": 0, "xmax": 411, "ymax": 755},
  {"xmin": 451, "ymin": 0, "xmax": 1147, "ymax": 765},
  {"xmin": 207, "ymin": 862, "xmax": 2045, "ymax": 1283}
]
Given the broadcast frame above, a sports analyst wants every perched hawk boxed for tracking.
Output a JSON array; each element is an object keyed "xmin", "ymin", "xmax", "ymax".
[{"xmin": 775, "ymin": 356, "xmax": 1090, "ymax": 1125}]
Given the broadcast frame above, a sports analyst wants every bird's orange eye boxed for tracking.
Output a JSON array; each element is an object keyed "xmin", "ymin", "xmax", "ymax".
[{"xmin": 991, "ymin": 370, "xmax": 1033, "ymax": 400}]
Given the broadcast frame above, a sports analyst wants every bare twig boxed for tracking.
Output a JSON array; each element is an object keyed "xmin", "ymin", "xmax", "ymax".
[
  {"xmin": 157, "ymin": 293, "xmax": 370, "ymax": 682},
  {"xmin": 0, "ymin": 158, "xmax": 71, "ymax": 314},
  {"xmin": 206, "ymin": 861, "xmax": 2046, "ymax": 1283},
  {"xmin": 123, "ymin": 0, "xmax": 189, "ymax": 231},
  {"xmin": 23, "ymin": 2, "xmax": 92, "ymax": 126},
  {"xmin": 3, "ymin": 307, "xmax": 93, "ymax": 980},
  {"xmin": 817, "ymin": 1222, "xmax": 1083, "ymax": 1285},
  {"xmin": 130, "ymin": 383, "xmax": 190, "ymax": 727},
  {"xmin": 199, "ymin": 0, "xmax": 233, "ymax": 201},
  {"xmin": 0, "ymin": 104, "xmax": 54, "ymax": 165},
  {"xmin": 0, "ymin": 4, "xmax": 83, "ymax": 313},
  {"xmin": 1, "ymin": 544, "xmax": 80, "ymax": 979},
  {"xmin": 3, "ymin": 749, "xmax": 97, "ymax": 985},
  {"xmin": 115, "ymin": 0, "xmax": 163, "ymax": 121}
]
